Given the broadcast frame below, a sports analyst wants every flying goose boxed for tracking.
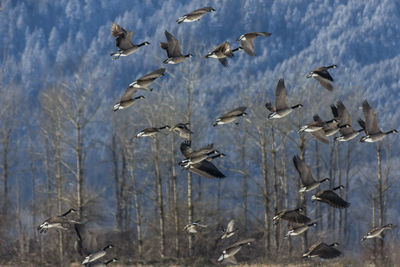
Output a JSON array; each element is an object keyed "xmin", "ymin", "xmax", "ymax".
[
  {"xmin": 179, "ymin": 142, "xmax": 225, "ymax": 168},
  {"xmin": 213, "ymin": 106, "xmax": 247, "ymax": 126},
  {"xmin": 285, "ymin": 222, "xmax": 317, "ymax": 238},
  {"xmin": 183, "ymin": 221, "xmax": 208, "ymax": 234},
  {"xmin": 322, "ymin": 103, "xmax": 340, "ymax": 136},
  {"xmin": 217, "ymin": 238, "xmax": 255, "ymax": 264},
  {"xmin": 293, "ymin": 155, "xmax": 330, "ymax": 192},
  {"xmin": 87, "ymin": 258, "xmax": 119, "ymax": 267},
  {"xmin": 205, "ymin": 42, "xmax": 242, "ymax": 66},
  {"xmin": 333, "ymin": 101, "xmax": 363, "ymax": 141},
  {"xmin": 306, "ymin": 65, "xmax": 337, "ymax": 91},
  {"xmin": 171, "ymin": 123, "xmax": 192, "ymax": 140},
  {"xmin": 129, "ymin": 68, "xmax": 165, "ymax": 91},
  {"xmin": 273, "ymin": 208, "xmax": 311, "ymax": 225},
  {"xmin": 300, "ymin": 115, "xmax": 333, "ymax": 144},
  {"xmin": 180, "ymin": 141, "xmax": 225, "ymax": 178},
  {"xmin": 266, "ymin": 78, "xmax": 303, "ymax": 119},
  {"xmin": 136, "ymin": 126, "xmax": 170, "ymax": 138},
  {"xmin": 312, "ymin": 185, "xmax": 350, "ymax": 209},
  {"xmin": 303, "ymin": 242, "xmax": 341, "ymax": 259},
  {"xmin": 236, "ymin": 32, "xmax": 272, "ymax": 56},
  {"xmin": 160, "ymin": 31, "xmax": 192, "ymax": 64},
  {"xmin": 220, "ymin": 219, "xmax": 237, "ymax": 239},
  {"xmin": 359, "ymin": 100, "xmax": 398, "ymax": 142},
  {"xmin": 113, "ymin": 85, "xmax": 145, "ymax": 112},
  {"xmin": 110, "ymin": 23, "xmax": 150, "ymax": 60},
  {"xmin": 361, "ymin": 224, "xmax": 396, "ymax": 241},
  {"xmin": 176, "ymin": 7, "xmax": 215, "ymax": 24},
  {"xmin": 37, "ymin": 208, "xmax": 78, "ymax": 233}
]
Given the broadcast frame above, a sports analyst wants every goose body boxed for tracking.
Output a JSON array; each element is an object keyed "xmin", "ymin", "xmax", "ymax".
[
  {"xmin": 220, "ymin": 219, "xmax": 237, "ymax": 239},
  {"xmin": 161, "ymin": 31, "xmax": 192, "ymax": 64},
  {"xmin": 298, "ymin": 115, "xmax": 327, "ymax": 133},
  {"xmin": 110, "ymin": 23, "xmax": 150, "ymax": 60},
  {"xmin": 183, "ymin": 221, "xmax": 208, "ymax": 233},
  {"xmin": 217, "ymin": 238, "xmax": 255, "ymax": 263},
  {"xmin": 176, "ymin": 7, "xmax": 215, "ymax": 24},
  {"xmin": 128, "ymin": 68, "xmax": 165, "ymax": 91},
  {"xmin": 293, "ymin": 155, "xmax": 330, "ymax": 192},
  {"xmin": 37, "ymin": 208, "xmax": 78, "ymax": 233},
  {"xmin": 266, "ymin": 79, "xmax": 302, "ymax": 119},
  {"xmin": 236, "ymin": 32, "xmax": 271, "ymax": 56},
  {"xmin": 205, "ymin": 42, "xmax": 242, "ymax": 66},
  {"xmin": 87, "ymin": 258, "xmax": 118, "ymax": 267},
  {"xmin": 171, "ymin": 123, "xmax": 192, "ymax": 140},
  {"xmin": 273, "ymin": 208, "xmax": 310, "ymax": 224},
  {"xmin": 359, "ymin": 100, "xmax": 398, "ymax": 142},
  {"xmin": 180, "ymin": 141, "xmax": 225, "ymax": 178},
  {"xmin": 361, "ymin": 224, "xmax": 396, "ymax": 241},
  {"xmin": 82, "ymin": 245, "xmax": 113, "ymax": 265},
  {"xmin": 306, "ymin": 65, "xmax": 337, "ymax": 91},
  {"xmin": 213, "ymin": 106, "xmax": 247, "ymax": 126},
  {"xmin": 303, "ymin": 242, "xmax": 341, "ymax": 259},
  {"xmin": 312, "ymin": 185, "xmax": 350, "ymax": 209},
  {"xmin": 332, "ymin": 101, "xmax": 362, "ymax": 142},
  {"xmin": 136, "ymin": 126, "xmax": 170, "ymax": 138},
  {"xmin": 285, "ymin": 222, "xmax": 316, "ymax": 238}
]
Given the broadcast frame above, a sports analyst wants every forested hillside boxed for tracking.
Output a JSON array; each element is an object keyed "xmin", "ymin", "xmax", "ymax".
[{"xmin": 0, "ymin": 0, "xmax": 399, "ymax": 266}]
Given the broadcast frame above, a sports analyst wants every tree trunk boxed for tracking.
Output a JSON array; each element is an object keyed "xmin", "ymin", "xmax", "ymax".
[
  {"xmin": 154, "ymin": 138, "xmax": 165, "ymax": 258},
  {"xmin": 75, "ymin": 124, "xmax": 83, "ymax": 219},
  {"xmin": 170, "ymin": 134, "xmax": 180, "ymax": 258},
  {"xmin": 241, "ymin": 129, "xmax": 248, "ymax": 230},
  {"xmin": 271, "ymin": 126, "xmax": 279, "ymax": 253},
  {"xmin": 261, "ymin": 136, "xmax": 270, "ymax": 253}
]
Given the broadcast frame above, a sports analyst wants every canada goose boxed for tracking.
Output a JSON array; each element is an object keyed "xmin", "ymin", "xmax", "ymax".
[
  {"xmin": 217, "ymin": 238, "xmax": 255, "ymax": 263},
  {"xmin": 312, "ymin": 185, "xmax": 350, "ymax": 209},
  {"xmin": 322, "ymin": 104, "xmax": 340, "ymax": 136},
  {"xmin": 303, "ymin": 242, "xmax": 341, "ymax": 259},
  {"xmin": 220, "ymin": 219, "xmax": 237, "ymax": 239},
  {"xmin": 113, "ymin": 83, "xmax": 145, "ymax": 112},
  {"xmin": 361, "ymin": 224, "xmax": 396, "ymax": 241},
  {"xmin": 110, "ymin": 23, "xmax": 150, "ymax": 60},
  {"xmin": 37, "ymin": 208, "xmax": 78, "ymax": 233},
  {"xmin": 213, "ymin": 106, "xmax": 247, "ymax": 126},
  {"xmin": 285, "ymin": 222, "xmax": 317, "ymax": 238},
  {"xmin": 82, "ymin": 245, "xmax": 113, "ymax": 265},
  {"xmin": 293, "ymin": 155, "xmax": 330, "ymax": 192},
  {"xmin": 205, "ymin": 42, "xmax": 242, "ymax": 66},
  {"xmin": 266, "ymin": 78, "xmax": 303, "ymax": 119},
  {"xmin": 306, "ymin": 65, "xmax": 337, "ymax": 91},
  {"xmin": 160, "ymin": 31, "xmax": 192, "ymax": 64},
  {"xmin": 87, "ymin": 258, "xmax": 118, "ymax": 267},
  {"xmin": 180, "ymin": 141, "xmax": 225, "ymax": 178},
  {"xmin": 183, "ymin": 221, "xmax": 208, "ymax": 233},
  {"xmin": 299, "ymin": 115, "xmax": 332, "ymax": 144},
  {"xmin": 171, "ymin": 123, "xmax": 192, "ymax": 140},
  {"xmin": 333, "ymin": 101, "xmax": 363, "ymax": 142},
  {"xmin": 136, "ymin": 126, "xmax": 170, "ymax": 138},
  {"xmin": 176, "ymin": 7, "xmax": 215, "ymax": 24},
  {"xmin": 236, "ymin": 32, "xmax": 272, "ymax": 56},
  {"xmin": 178, "ymin": 142, "xmax": 224, "ymax": 168},
  {"xmin": 273, "ymin": 208, "xmax": 311, "ymax": 225},
  {"xmin": 359, "ymin": 100, "xmax": 398, "ymax": 143},
  {"xmin": 129, "ymin": 68, "xmax": 165, "ymax": 91}
]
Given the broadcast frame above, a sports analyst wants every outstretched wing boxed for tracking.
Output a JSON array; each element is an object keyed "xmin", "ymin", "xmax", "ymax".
[
  {"xmin": 120, "ymin": 87, "xmax": 138, "ymax": 101},
  {"xmin": 219, "ymin": 106, "xmax": 247, "ymax": 119},
  {"xmin": 165, "ymin": 31, "xmax": 182, "ymax": 57},
  {"xmin": 138, "ymin": 68, "xmax": 165, "ymax": 81},
  {"xmin": 190, "ymin": 160, "xmax": 225, "ymax": 178},
  {"xmin": 319, "ymin": 190, "xmax": 350, "ymax": 209},
  {"xmin": 275, "ymin": 78, "xmax": 288, "ymax": 110},
  {"xmin": 293, "ymin": 155, "xmax": 315, "ymax": 186},
  {"xmin": 180, "ymin": 141, "xmax": 194, "ymax": 158},
  {"xmin": 362, "ymin": 100, "xmax": 380, "ymax": 135}
]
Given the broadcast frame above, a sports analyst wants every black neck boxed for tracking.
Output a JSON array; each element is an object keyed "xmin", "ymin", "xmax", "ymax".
[
  {"xmin": 327, "ymin": 64, "xmax": 337, "ymax": 69},
  {"xmin": 138, "ymin": 42, "xmax": 149, "ymax": 47}
]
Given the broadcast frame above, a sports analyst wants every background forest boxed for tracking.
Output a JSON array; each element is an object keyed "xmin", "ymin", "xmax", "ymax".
[{"xmin": 0, "ymin": 0, "xmax": 400, "ymax": 266}]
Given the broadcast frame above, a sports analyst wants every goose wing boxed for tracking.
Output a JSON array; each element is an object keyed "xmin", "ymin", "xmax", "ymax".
[
  {"xmin": 310, "ymin": 130, "xmax": 329, "ymax": 144},
  {"xmin": 117, "ymin": 31, "xmax": 134, "ymax": 50},
  {"xmin": 241, "ymin": 39, "xmax": 255, "ymax": 56},
  {"xmin": 189, "ymin": 7, "xmax": 214, "ymax": 15},
  {"xmin": 314, "ymin": 67, "xmax": 334, "ymax": 81},
  {"xmin": 165, "ymin": 31, "xmax": 182, "ymax": 57},
  {"xmin": 120, "ymin": 87, "xmax": 138, "ymax": 101},
  {"xmin": 226, "ymin": 219, "xmax": 235, "ymax": 233},
  {"xmin": 137, "ymin": 68, "xmax": 165, "ymax": 81},
  {"xmin": 218, "ymin": 58, "xmax": 228, "ymax": 67},
  {"xmin": 192, "ymin": 143, "xmax": 214, "ymax": 157},
  {"xmin": 293, "ymin": 155, "xmax": 316, "ymax": 186},
  {"xmin": 318, "ymin": 190, "xmax": 350, "ymax": 208},
  {"xmin": 313, "ymin": 243, "xmax": 341, "ymax": 259},
  {"xmin": 275, "ymin": 78, "xmax": 288, "ymax": 110},
  {"xmin": 362, "ymin": 100, "xmax": 380, "ymax": 135},
  {"xmin": 314, "ymin": 75, "xmax": 334, "ymax": 91},
  {"xmin": 281, "ymin": 210, "xmax": 311, "ymax": 224},
  {"xmin": 225, "ymin": 238, "xmax": 255, "ymax": 251},
  {"xmin": 336, "ymin": 101, "xmax": 352, "ymax": 126},
  {"xmin": 180, "ymin": 141, "xmax": 194, "ymax": 158},
  {"xmin": 219, "ymin": 106, "xmax": 247, "ymax": 119},
  {"xmin": 190, "ymin": 160, "xmax": 225, "ymax": 178}
]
